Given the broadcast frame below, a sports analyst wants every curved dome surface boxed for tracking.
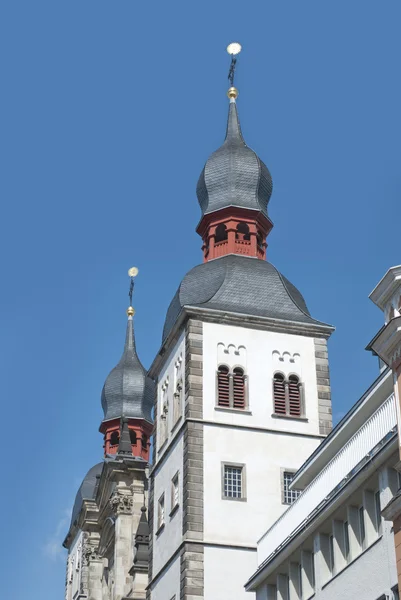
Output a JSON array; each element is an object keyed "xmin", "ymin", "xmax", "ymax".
[
  {"xmin": 196, "ymin": 100, "xmax": 273, "ymax": 218},
  {"xmin": 163, "ymin": 255, "xmax": 328, "ymax": 342},
  {"xmin": 101, "ymin": 317, "xmax": 154, "ymax": 423},
  {"xmin": 70, "ymin": 462, "xmax": 103, "ymax": 528}
]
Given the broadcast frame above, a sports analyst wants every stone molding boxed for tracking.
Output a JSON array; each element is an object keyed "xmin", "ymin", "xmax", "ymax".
[
  {"xmin": 181, "ymin": 320, "xmax": 204, "ymax": 599},
  {"xmin": 314, "ymin": 338, "xmax": 332, "ymax": 435}
]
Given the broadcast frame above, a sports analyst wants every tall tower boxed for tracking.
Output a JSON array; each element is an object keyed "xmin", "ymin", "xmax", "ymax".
[
  {"xmin": 148, "ymin": 47, "xmax": 334, "ymax": 600},
  {"xmin": 63, "ymin": 276, "xmax": 154, "ymax": 600}
]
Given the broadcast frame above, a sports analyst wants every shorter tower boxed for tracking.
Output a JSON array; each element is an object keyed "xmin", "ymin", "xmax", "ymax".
[
  {"xmin": 63, "ymin": 275, "xmax": 154, "ymax": 600},
  {"xmin": 100, "ymin": 305, "xmax": 154, "ymax": 460}
]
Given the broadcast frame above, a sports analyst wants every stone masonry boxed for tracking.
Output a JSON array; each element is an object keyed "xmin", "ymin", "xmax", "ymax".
[{"xmin": 314, "ymin": 338, "xmax": 332, "ymax": 435}]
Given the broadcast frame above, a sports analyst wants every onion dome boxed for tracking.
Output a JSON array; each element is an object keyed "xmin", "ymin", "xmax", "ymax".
[
  {"xmin": 163, "ymin": 255, "xmax": 332, "ymax": 342},
  {"xmin": 101, "ymin": 311, "xmax": 154, "ymax": 424},
  {"xmin": 68, "ymin": 462, "xmax": 103, "ymax": 532},
  {"xmin": 196, "ymin": 98, "xmax": 273, "ymax": 218}
]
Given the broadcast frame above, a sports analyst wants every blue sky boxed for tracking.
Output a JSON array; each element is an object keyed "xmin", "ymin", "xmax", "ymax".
[{"xmin": 1, "ymin": 1, "xmax": 400, "ymax": 597}]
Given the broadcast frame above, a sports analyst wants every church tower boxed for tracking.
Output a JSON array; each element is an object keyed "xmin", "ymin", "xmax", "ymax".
[
  {"xmin": 63, "ymin": 278, "xmax": 154, "ymax": 600},
  {"xmin": 147, "ymin": 47, "xmax": 334, "ymax": 600}
]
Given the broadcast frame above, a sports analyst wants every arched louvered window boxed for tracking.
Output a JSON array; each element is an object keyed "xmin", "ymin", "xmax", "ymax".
[
  {"xmin": 233, "ymin": 367, "xmax": 246, "ymax": 409},
  {"xmin": 236, "ymin": 222, "xmax": 250, "ymax": 241},
  {"xmin": 110, "ymin": 431, "xmax": 120, "ymax": 446},
  {"xmin": 273, "ymin": 373, "xmax": 286, "ymax": 415},
  {"xmin": 130, "ymin": 430, "xmax": 137, "ymax": 445},
  {"xmin": 217, "ymin": 365, "xmax": 230, "ymax": 407},
  {"xmin": 288, "ymin": 375, "xmax": 301, "ymax": 416},
  {"xmin": 215, "ymin": 224, "xmax": 228, "ymax": 243}
]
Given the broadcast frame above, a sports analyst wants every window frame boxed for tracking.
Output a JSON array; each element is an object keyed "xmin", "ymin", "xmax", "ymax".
[
  {"xmin": 170, "ymin": 471, "xmax": 179, "ymax": 516},
  {"xmin": 157, "ymin": 493, "xmax": 165, "ymax": 534},
  {"xmin": 221, "ymin": 462, "xmax": 247, "ymax": 502},
  {"xmin": 216, "ymin": 364, "xmax": 248, "ymax": 412},
  {"xmin": 281, "ymin": 469, "xmax": 302, "ymax": 505},
  {"xmin": 272, "ymin": 372, "xmax": 305, "ymax": 420}
]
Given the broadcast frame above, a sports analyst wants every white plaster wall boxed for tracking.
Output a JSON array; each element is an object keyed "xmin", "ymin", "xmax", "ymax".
[
  {"xmin": 204, "ymin": 546, "xmax": 257, "ymax": 600},
  {"xmin": 202, "ymin": 322, "xmax": 321, "ymax": 436},
  {"xmin": 152, "ymin": 430, "xmax": 184, "ymax": 576},
  {"xmin": 317, "ymin": 532, "xmax": 397, "ymax": 600},
  {"xmin": 204, "ymin": 424, "xmax": 321, "ymax": 544},
  {"xmin": 151, "ymin": 553, "xmax": 180, "ymax": 600},
  {"xmin": 157, "ymin": 331, "xmax": 185, "ymax": 456}
]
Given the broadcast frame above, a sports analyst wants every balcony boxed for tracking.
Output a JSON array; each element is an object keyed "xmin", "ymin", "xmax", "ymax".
[{"xmin": 257, "ymin": 393, "xmax": 397, "ymax": 565}]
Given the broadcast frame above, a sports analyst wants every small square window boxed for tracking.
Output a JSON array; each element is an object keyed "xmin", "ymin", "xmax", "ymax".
[
  {"xmin": 223, "ymin": 464, "xmax": 245, "ymax": 500},
  {"xmin": 171, "ymin": 472, "xmax": 179, "ymax": 513},
  {"xmin": 282, "ymin": 471, "xmax": 301, "ymax": 505},
  {"xmin": 157, "ymin": 494, "xmax": 165, "ymax": 532}
]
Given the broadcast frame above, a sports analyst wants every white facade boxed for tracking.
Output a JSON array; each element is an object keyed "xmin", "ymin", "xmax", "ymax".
[
  {"xmin": 149, "ymin": 316, "xmax": 331, "ymax": 600},
  {"xmin": 246, "ymin": 369, "xmax": 399, "ymax": 600}
]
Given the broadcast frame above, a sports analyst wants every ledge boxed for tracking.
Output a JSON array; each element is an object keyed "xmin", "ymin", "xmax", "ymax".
[
  {"xmin": 155, "ymin": 524, "xmax": 165, "ymax": 537},
  {"xmin": 215, "ymin": 406, "xmax": 252, "ymax": 416},
  {"xmin": 271, "ymin": 413, "xmax": 308, "ymax": 423},
  {"xmin": 169, "ymin": 504, "xmax": 179, "ymax": 518},
  {"xmin": 171, "ymin": 417, "xmax": 183, "ymax": 434}
]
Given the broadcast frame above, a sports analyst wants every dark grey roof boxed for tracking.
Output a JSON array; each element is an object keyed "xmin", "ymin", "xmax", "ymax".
[
  {"xmin": 101, "ymin": 316, "xmax": 154, "ymax": 424},
  {"xmin": 196, "ymin": 99, "xmax": 273, "ymax": 218},
  {"xmin": 70, "ymin": 462, "xmax": 103, "ymax": 528},
  {"xmin": 163, "ymin": 255, "xmax": 329, "ymax": 342}
]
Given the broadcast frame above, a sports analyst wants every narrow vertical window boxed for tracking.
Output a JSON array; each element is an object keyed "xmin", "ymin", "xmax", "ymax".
[
  {"xmin": 344, "ymin": 521, "xmax": 350, "ymax": 562},
  {"xmin": 375, "ymin": 490, "xmax": 382, "ymax": 535},
  {"xmin": 223, "ymin": 465, "xmax": 244, "ymax": 499},
  {"xmin": 359, "ymin": 506, "xmax": 366, "ymax": 549},
  {"xmin": 130, "ymin": 430, "xmax": 137, "ymax": 445},
  {"xmin": 273, "ymin": 373, "xmax": 286, "ymax": 414},
  {"xmin": 217, "ymin": 365, "xmax": 230, "ymax": 407},
  {"xmin": 171, "ymin": 472, "xmax": 179, "ymax": 513},
  {"xmin": 282, "ymin": 471, "xmax": 301, "ymax": 505},
  {"xmin": 329, "ymin": 534, "xmax": 335, "ymax": 574},
  {"xmin": 233, "ymin": 367, "xmax": 245, "ymax": 409},
  {"xmin": 288, "ymin": 374, "xmax": 301, "ymax": 416},
  {"xmin": 157, "ymin": 494, "xmax": 165, "ymax": 531}
]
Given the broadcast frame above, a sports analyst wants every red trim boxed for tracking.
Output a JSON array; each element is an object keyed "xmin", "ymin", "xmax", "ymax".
[
  {"xmin": 196, "ymin": 207, "xmax": 273, "ymax": 262},
  {"xmin": 99, "ymin": 418, "xmax": 152, "ymax": 460}
]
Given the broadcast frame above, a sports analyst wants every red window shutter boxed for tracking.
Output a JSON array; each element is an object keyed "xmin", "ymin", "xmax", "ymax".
[
  {"xmin": 288, "ymin": 376, "xmax": 301, "ymax": 416},
  {"xmin": 233, "ymin": 368, "xmax": 245, "ymax": 409},
  {"xmin": 217, "ymin": 366, "xmax": 230, "ymax": 407},
  {"xmin": 273, "ymin": 374, "xmax": 286, "ymax": 414}
]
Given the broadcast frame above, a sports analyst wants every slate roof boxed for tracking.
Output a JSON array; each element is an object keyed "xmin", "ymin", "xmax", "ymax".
[
  {"xmin": 70, "ymin": 462, "xmax": 103, "ymax": 528},
  {"xmin": 101, "ymin": 316, "xmax": 154, "ymax": 424},
  {"xmin": 163, "ymin": 254, "xmax": 330, "ymax": 342},
  {"xmin": 196, "ymin": 99, "xmax": 273, "ymax": 218}
]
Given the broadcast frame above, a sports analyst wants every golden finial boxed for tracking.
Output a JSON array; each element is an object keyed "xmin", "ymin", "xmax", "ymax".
[
  {"xmin": 127, "ymin": 267, "xmax": 139, "ymax": 317},
  {"xmin": 227, "ymin": 42, "xmax": 241, "ymax": 99}
]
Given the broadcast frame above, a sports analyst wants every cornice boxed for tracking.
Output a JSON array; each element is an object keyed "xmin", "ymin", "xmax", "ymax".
[
  {"xmin": 370, "ymin": 265, "xmax": 401, "ymax": 310},
  {"xmin": 369, "ymin": 316, "xmax": 401, "ymax": 366}
]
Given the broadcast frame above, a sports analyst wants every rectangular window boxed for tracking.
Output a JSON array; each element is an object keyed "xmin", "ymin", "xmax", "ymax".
[
  {"xmin": 171, "ymin": 472, "xmax": 179, "ymax": 512},
  {"xmin": 223, "ymin": 464, "xmax": 244, "ymax": 499},
  {"xmin": 282, "ymin": 471, "xmax": 302, "ymax": 505},
  {"xmin": 157, "ymin": 494, "xmax": 165, "ymax": 531},
  {"xmin": 393, "ymin": 585, "xmax": 399, "ymax": 600},
  {"xmin": 375, "ymin": 490, "xmax": 382, "ymax": 534},
  {"xmin": 359, "ymin": 506, "xmax": 366, "ymax": 550},
  {"xmin": 344, "ymin": 521, "xmax": 350, "ymax": 562}
]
